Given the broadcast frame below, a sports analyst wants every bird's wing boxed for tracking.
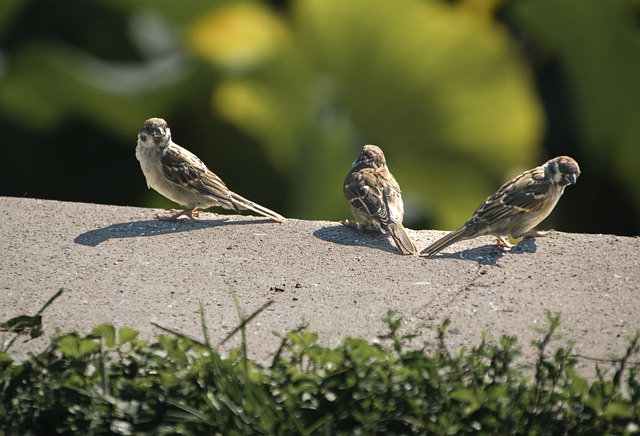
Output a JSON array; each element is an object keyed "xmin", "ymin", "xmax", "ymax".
[
  {"xmin": 344, "ymin": 170, "xmax": 390, "ymax": 225},
  {"xmin": 160, "ymin": 145, "xmax": 233, "ymax": 203},
  {"xmin": 469, "ymin": 170, "xmax": 551, "ymax": 226},
  {"xmin": 380, "ymin": 173, "xmax": 405, "ymax": 225},
  {"xmin": 345, "ymin": 169, "xmax": 404, "ymax": 227}
]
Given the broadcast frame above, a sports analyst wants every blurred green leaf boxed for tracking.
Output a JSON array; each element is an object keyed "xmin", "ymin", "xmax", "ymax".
[
  {"xmin": 295, "ymin": 0, "xmax": 544, "ymax": 226},
  {"xmin": 603, "ymin": 401, "xmax": 634, "ymax": 420},
  {"xmin": 450, "ymin": 388, "xmax": 483, "ymax": 413},
  {"xmin": 511, "ymin": 0, "xmax": 640, "ymax": 215},
  {"xmin": 0, "ymin": 0, "xmax": 24, "ymax": 37},
  {"xmin": 97, "ymin": 0, "xmax": 228, "ymax": 28},
  {"xmin": 188, "ymin": 1, "xmax": 310, "ymax": 172},
  {"xmin": 1, "ymin": 0, "xmax": 637, "ymax": 232},
  {"xmin": 92, "ymin": 324, "xmax": 116, "ymax": 348},
  {"xmin": 0, "ymin": 315, "xmax": 42, "ymax": 333},
  {"xmin": 188, "ymin": 2, "xmax": 289, "ymax": 73},
  {"xmin": 118, "ymin": 327, "xmax": 139, "ymax": 345},
  {"xmin": 189, "ymin": 0, "xmax": 543, "ymax": 224},
  {"xmin": 188, "ymin": 2, "xmax": 351, "ymax": 218},
  {"xmin": 58, "ymin": 335, "xmax": 100, "ymax": 358},
  {"xmin": 0, "ymin": 41, "xmax": 196, "ymax": 138}
]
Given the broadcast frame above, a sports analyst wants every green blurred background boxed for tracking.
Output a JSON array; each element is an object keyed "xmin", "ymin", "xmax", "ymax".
[{"xmin": 1, "ymin": 0, "xmax": 638, "ymax": 235}]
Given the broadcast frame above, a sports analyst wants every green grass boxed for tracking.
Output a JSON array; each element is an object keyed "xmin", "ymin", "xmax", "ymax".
[{"xmin": 1, "ymin": 289, "xmax": 639, "ymax": 435}]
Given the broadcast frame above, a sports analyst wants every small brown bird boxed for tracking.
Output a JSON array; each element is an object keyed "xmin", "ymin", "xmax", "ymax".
[
  {"xmin": 420, "ymin": 156, "xmax": 580, "ymax": 258},
  {"xmin": 135, "ymin": 117, "xmax": 286, "ymax": 222},
  {"xmin": 343, "ymin": 144, "xmax": 417, "ymax": 255}
]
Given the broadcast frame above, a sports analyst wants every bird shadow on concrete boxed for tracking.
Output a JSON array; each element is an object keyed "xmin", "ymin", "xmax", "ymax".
[
  {"xmin": 74, "ymin": 216, "xmax": 268, "ymax": 247},
  {"xmin": 426, "ymin": 237, "xmax": 538, "ymax": 266},
  {"xmin": 313, "ymin": 225, "xmax": 401, "ymax": 255}
]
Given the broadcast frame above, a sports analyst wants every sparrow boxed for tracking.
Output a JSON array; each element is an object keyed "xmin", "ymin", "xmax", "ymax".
[
  {"xmin": 420, "ymin": 156, "xmax": 580, "ymax": 258},
  {"xmin": 135, "ymin": 117, "xmax": 286, "ymax": 222},
  {"xmin": 343, "ymin": 144, "xmax": 417, "ymax": 255}
]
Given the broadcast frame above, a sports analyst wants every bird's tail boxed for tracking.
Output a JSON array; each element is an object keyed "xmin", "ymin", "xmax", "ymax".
[
  {"xmin": 229, "ymin": 192, "xmax": 286, "ymax": 223},
  {"xmin": 387, "ymin": 223, "xmax": 417, "ymax": 255},
  {"xmin": 420, "ymin": 227, "xmax": 467, "ymax": 258}
]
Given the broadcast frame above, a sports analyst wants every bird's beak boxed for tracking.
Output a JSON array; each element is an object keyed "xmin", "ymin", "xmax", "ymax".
[
  {"xmin": 151, "ymin": 127, "xmax": 165, "ymax": 138},
  {"xmin": 564, "ymin": 173, "xmax": 577, "ymax": 185}
]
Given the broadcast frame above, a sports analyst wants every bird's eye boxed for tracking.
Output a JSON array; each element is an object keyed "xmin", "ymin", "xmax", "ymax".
[{"xmin": 558, "ymin": 162, "xmax": 568, "ymax": 172}]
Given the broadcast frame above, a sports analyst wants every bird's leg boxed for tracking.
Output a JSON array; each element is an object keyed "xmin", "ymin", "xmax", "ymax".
[
  {"xmin": 340, "ymin": 220, "xmax": 380, "ymax": 233},
  {"xmin": 496, "ymin": 235, "xmax": 513, "ymax": 248}
]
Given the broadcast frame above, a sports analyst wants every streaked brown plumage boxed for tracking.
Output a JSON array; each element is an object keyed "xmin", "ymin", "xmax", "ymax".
[
  {"xmin": 135, "ymin": 118, "xmax": 286, "ymax": 222},
  {"xmin": 421, "ymin": 156, "xmax": 580, "ymax": 258},
  {"xmin": 343, "ymin": 144, "xmax": 417, "ymax": 255}
]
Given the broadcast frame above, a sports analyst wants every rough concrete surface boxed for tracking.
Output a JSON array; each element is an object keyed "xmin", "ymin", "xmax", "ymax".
[{"xmin": 1, "ymin": 197, "xmax": 639, "ymax": 376}]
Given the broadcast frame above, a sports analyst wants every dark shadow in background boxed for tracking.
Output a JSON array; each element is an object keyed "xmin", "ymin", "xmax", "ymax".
[
  {"xmin": 425, "ymin": 237, "xmax": 538, "ymax": 266},
  {"xmin": 313, "ymin": 225, "xmax": 402, "ymax": 255},
  {"xmin": 74, "ymin": 217, "xmax": 269, "ymax": 247}
]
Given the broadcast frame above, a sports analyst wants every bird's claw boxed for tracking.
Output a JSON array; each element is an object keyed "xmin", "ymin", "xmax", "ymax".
[
  {"xmin": 496, "ymin": 235, "xmax": 513, "ymax": 249},
  {"xmin": 340, "ymin": 219, "xmax": 360, "ymax": 230}
]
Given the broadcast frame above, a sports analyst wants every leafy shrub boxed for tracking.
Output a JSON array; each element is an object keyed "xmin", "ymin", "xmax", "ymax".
[{"xmin": 1, "ymin": 301, "xmax": 639, "ymax": 434}]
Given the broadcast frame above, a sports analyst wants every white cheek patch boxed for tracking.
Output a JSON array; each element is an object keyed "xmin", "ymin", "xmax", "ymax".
[{"xmin": 389, "ymin": 208, "xmax": 402, "ymax": 222}]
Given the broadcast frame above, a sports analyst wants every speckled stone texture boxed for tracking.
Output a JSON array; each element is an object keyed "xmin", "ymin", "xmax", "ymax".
[{"xmin": 1, "ymin": 197, "xmax": 638, "ymax": 376}]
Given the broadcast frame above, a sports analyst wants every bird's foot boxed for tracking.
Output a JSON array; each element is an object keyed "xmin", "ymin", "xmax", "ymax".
[
  {"xmin": 496, "ymin": 235, "xmax": 513, "ymax": 249},
  {"xmin": 340, "ymin": 219, "xmax": 381, "ymax": 233},
  {"xmin": 340, "ymin": 219, "xmax": 360, "ymax": 230}
]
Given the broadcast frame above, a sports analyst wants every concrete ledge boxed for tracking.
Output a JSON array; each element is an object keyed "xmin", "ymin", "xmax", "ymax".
[{"xmin": 1, "ymin": 197, "xmax": 639, "ymax": 374}]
